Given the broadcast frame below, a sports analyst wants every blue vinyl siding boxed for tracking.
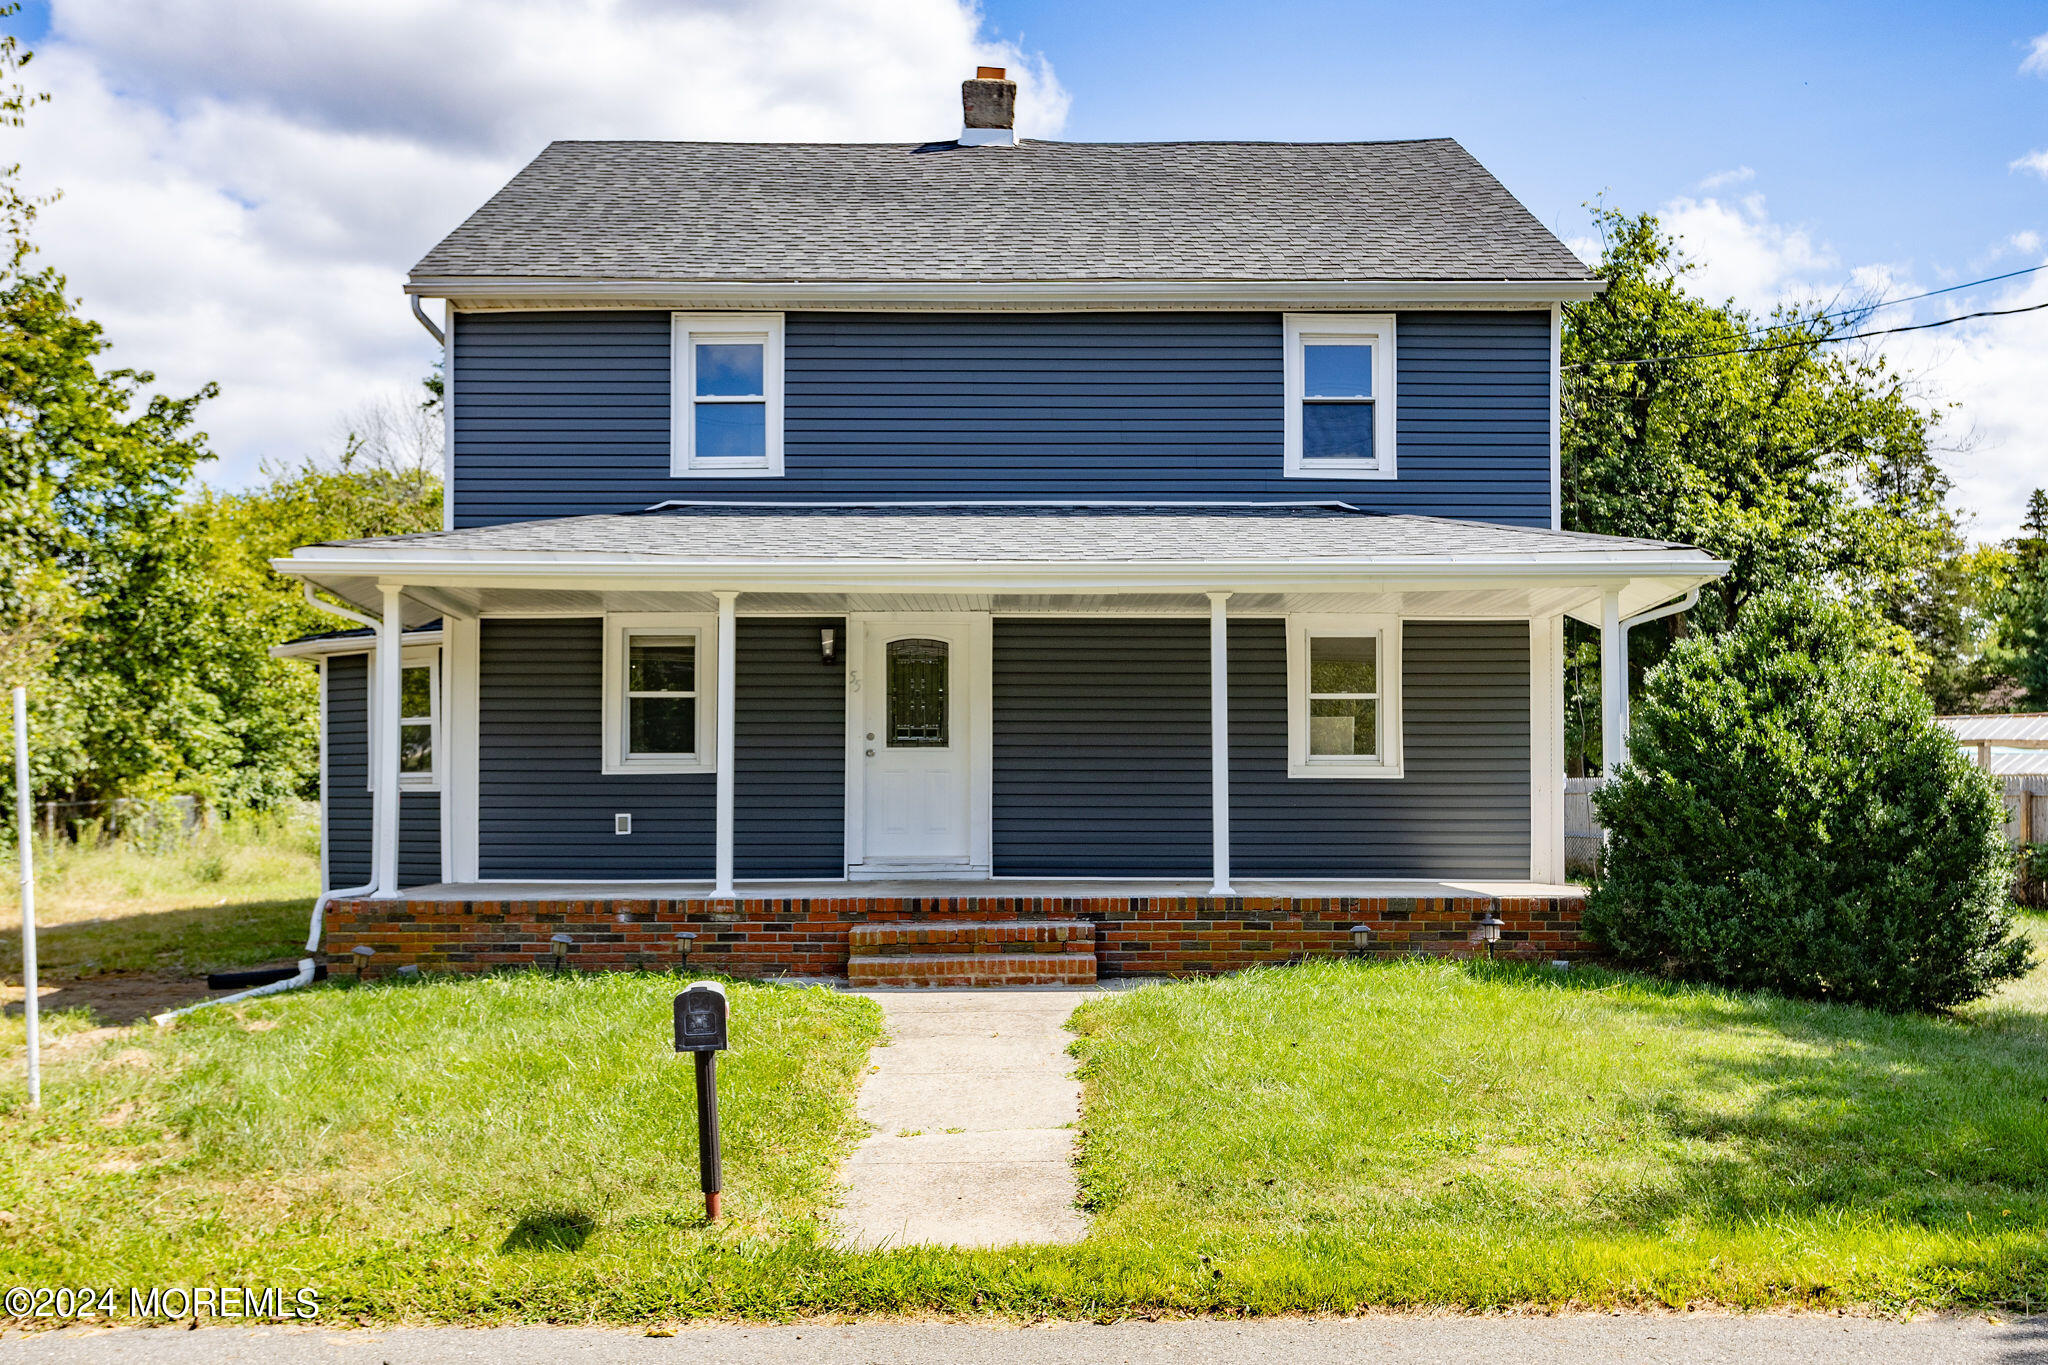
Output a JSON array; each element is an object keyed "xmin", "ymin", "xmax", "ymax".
[
  {"xmin": 1230, "ymin": 619, "xmax": 1531, "ymax": 878},
  {"xmin": 323, "ymin": 652, "xmax": 442, "ymax": 890},
  {"xmin": 451, "ymin": 310, "xmax": 1551, "ymax": 526},
  {"xmin": 993, "ymin": 619, "xmax": 1212, "ymax": 876},
  {"xmin": 987, "ymin": 617, "xmax": 1529, "ymax": 878},
  {"xmin": 476, "ymin": 617, "xmax": 844, "ymax": 880}
]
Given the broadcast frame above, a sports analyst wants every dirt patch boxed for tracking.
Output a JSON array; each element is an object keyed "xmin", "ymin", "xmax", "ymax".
[{"xmin": 0, "ymin": 972, "xmax": 220, "ymax": 1026}]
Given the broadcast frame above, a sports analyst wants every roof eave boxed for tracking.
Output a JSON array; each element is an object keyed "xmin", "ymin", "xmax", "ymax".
[{"xmin": 405, "ymin": 276, "xmax": 1606, "ymax": 310}]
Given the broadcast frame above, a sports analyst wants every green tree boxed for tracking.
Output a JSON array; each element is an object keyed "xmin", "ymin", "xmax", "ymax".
[
  {"xmin": 1990, "ymin": 488, "xmax": 2048, "ymax": 707},
  {"xmin": 1561, "ymin": 208, "xmax": 1966, "ymax": 766}
]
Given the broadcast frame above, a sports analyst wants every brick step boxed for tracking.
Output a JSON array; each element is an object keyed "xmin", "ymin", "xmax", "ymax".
[
  {"xmin": 847, "ymin": 918, "xmax": 1094, "ymax": 952},
  {"xmin": 846, "ymin": 952, "xmax": 1098, "ymax": 988}
]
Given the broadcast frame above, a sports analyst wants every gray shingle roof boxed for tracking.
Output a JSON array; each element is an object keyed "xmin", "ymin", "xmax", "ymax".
[
  {"xmin": 314, "ymin": 504, "xmax": 1694, "ymax": 564},
  {"xmin": 410, "ymin": 139, "xmax": 1592, "ymax": 285}
]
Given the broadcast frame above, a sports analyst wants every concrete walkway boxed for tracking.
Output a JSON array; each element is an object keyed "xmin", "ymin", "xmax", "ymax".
[
  {"xmin": 837, "ymin": 988, "xmax": 1090, "ymax": 1248},
  {"xmin": 7, "ymin": 1316, "xmax": 2043, "ymax": 1363}
]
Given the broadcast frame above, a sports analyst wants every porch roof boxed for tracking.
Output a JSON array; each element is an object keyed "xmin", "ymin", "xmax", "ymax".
[{"xmin": 277, "ymin": 502, "xmax": 1726, "ymax": 624}]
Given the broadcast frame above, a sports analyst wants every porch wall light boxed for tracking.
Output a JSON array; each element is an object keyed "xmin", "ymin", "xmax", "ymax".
[{"xmin": 821, "ymin": 627, "xmax": 838, "ymax": 665}]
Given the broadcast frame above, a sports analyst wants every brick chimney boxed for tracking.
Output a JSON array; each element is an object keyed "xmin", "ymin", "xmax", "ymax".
[{"xmin": 960, "ymin": 66, "xmax": 1016, "ymax": 146}]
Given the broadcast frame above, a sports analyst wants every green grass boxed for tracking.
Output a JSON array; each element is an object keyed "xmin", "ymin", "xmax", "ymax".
[
  {"xmin": 0, "ymin": 914, "xmax": 2042, "ymax": 1322},
  {"xmin": 0, "ymin": 971, "xmax": 885, "ymax": 1319},
  {"xmin": 1066, "ymin": 913, "xmax": 2048, "ymax": 1312},
  {"xmin": 0, "ymin": 808, "xmax": 316, "ymax": 980}
]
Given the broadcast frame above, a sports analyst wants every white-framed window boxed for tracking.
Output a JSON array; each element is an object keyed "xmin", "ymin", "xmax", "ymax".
[
  {"xmin": 1282, "ymin": 313, "xmax": 1397, "ymax": 479},
  {"xmin": 1286, "ymin": 615, "xmax": 1403, "ymax": 779},
  {"xmin": 368, "ymin": 645, "xmax": 443, "ymax": 792},
  {"xmin": 670, "ymin": 312, "xmax": 784, "ymax": 477},
  {"xmin": 601, "ymin": 613, "xmax": 719, "ymax": 774}
]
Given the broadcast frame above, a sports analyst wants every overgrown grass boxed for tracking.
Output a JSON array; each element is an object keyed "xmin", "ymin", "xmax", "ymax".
[
  {"xmin": 0, "ymin": 807, "xmax": 315, "ymax": 979},
  {"xmin": 0, "ymin": 916, "xmax": 2042, "ymax": 1321}
]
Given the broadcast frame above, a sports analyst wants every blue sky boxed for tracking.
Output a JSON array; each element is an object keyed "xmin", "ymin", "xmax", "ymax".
[
  {"xmin": 3, "ymin": 0, "xmax": 2042, "ymax": 534},
  {"xmin": 977, "ymin": 0, "xmax": 2045, "ymax": 280}
]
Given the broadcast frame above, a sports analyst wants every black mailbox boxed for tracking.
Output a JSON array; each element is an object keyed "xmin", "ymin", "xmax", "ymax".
[{"xmin": 674, "ymin": 981, "xmax": 729, "ymax": 1053}]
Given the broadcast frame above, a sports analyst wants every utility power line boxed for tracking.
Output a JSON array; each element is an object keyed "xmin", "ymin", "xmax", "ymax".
[{"xmin": 1565, "ymin": 296, "xmax": 2048, "ymax": 370}]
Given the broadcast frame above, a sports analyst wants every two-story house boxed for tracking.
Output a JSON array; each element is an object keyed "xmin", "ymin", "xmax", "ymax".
[{"xmin": 275, "ymin": 71, "xmax": 1725, "ymax": 983}]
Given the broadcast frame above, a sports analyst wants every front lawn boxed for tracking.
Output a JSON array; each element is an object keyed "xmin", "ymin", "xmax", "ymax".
[
  {"xmin": 1, "ymin": 922, "xmax": 2043, "ymax": 1322},
  {"xmin": 0, "ymin": 971, "xmax": 884, "ymax": 1318},
  {"xmin": 1068, "ymin": 915, "xmax": 2048, "ymax": 1311}
]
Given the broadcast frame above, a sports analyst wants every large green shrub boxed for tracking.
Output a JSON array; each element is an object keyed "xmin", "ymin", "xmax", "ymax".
[{"xmin": 1586, "ymin": 589, "xmax": 2032, "ymax": 1012}]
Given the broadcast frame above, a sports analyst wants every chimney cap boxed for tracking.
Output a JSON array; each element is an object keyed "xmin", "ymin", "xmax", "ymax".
[{"xmin": 976, "ymin": 66, "xmax": 1007, "ymax": 80}]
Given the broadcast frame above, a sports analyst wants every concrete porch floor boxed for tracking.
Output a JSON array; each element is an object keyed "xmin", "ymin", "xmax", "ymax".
[{"xmin": 387, "ymin": 876, "xmax": 1587, "ymax": 901}]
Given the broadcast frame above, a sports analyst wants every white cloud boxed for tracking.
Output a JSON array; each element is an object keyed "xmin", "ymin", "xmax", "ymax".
[
  {"xmin": 2013, "ymin": 149, "xmax": 2048, "ymax": 180},
  {"xmin": 16, "ymin": 0, "xmax": 1070, "ymax": 488},
  {"xmin": 1695, "ymin": 166, "xmax": 1754, "ymax": 191},
  {"xmin": 2023, "ymin": 30, "xmax": 2048, "ymax": 75},
  {"xmin": 1644, "ymin": 184, "xmax": 2044, "ymax": 540},
  {"xmin": 1659, "ymin": 192, "xmax": 1838, "ymax": 306}
]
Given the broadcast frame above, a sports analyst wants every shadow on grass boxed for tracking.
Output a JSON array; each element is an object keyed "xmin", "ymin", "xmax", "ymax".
[
  {"xmin": 500, "ymin": 1208, "xmax": 599, "ymax": 1254},
  {"xmin": 0, "ymin": 897, "xmax": 309, "ymax": 981}
]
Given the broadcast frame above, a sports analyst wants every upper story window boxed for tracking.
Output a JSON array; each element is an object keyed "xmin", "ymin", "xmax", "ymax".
[
  {"xmin": 601, "ymin": 613, "xmax": 719, "ymax": 773},
  {"xmin": 671, "ymin": 313, "xmax": 785, "ymax": 477},
  {"xmin": 1282, "ymin": 313, "xmax": 1397, "ymax": 480},
  {"xmin": 1285, "ymin": 615, "xmax": 1403, "ymax": 779}
]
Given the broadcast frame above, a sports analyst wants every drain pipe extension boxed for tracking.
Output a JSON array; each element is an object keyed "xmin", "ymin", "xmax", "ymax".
[{"xmin": 155, "ymin": 587, "xmax": 394, "ymax": 1024}]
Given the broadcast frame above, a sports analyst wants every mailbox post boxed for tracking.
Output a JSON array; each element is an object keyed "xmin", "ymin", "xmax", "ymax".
[{"xmin": 673, "ymin": 981, "xmax": 729, "ymax": 1221}]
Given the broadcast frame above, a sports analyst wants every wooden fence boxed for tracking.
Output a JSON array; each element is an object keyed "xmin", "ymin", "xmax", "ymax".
[{"xmin": 1562, "ymin": 774, "xmax": 2048, "ymax": 878}]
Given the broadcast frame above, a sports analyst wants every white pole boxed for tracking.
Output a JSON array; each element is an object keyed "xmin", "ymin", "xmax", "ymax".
[
  {"xmin": 712, "ymin": 591, "xmax": 738, "ymax": 899},
  {"xmin": 1600, "ymin": 587, "xmax": 1626, "ymax": 777},
  {"xmin": 13, "ymin": 687, "xmax": 38, "ymax": 1108},
  {"xmin": 373, "ymin": 584, "xmax": 403, "ymax": 897},
  {"xmin": 1207, "ymin": 592, "xmax": 1234, "ymax": 896}
]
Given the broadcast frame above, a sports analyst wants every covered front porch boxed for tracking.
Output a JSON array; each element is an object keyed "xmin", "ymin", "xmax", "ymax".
[{"xmin": 277, "ymin": 503, "xmax": 1723, "ymax": 976}]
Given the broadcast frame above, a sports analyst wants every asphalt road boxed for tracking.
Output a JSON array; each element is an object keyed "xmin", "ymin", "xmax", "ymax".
[{"xmin": 4, "ymin": 1316, "xmax": 2046, "ymax": 1363}]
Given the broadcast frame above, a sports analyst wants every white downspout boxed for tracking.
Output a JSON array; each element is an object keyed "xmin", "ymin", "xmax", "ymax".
[{"xmin": 156, "ymin": 587, "xmax": 396, "ymax": 1023}]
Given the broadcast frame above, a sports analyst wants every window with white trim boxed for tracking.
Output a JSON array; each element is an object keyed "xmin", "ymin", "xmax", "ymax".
[
  {"xmin": 1286, "ymin": 615, "xmax": 1403, "ymax": 778},
  {"xmin": 1282, "ymin": 313, "xmax": 1397, "ymax": 479},
  {"xmin": 671, "ymin": 313, "xmax": 784, "ymax": 476},
  {"xmin": 368, "ymin": 645, "xmax": 443, "ymax": 792},
  {"xmin": 602, "ymin": 614, "xmax": 719, "ymax": 773}
]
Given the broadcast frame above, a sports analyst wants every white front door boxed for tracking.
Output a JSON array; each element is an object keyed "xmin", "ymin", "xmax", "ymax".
[{"xmin": 850, "ymin": 614, "xmax": 988, "ymax": 873}]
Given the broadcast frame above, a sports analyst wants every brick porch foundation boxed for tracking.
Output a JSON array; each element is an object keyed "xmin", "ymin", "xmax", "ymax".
[{"xmin": 324, "ymin": 892, "xmax": 1587, "ymax": 979}]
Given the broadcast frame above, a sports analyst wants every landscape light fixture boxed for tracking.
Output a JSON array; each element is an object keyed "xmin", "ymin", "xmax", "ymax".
[
  {"xmin": 350, "ymin": 944, "xmax": 374, "ymax": 980},
  {"xmin": 675, "ymin": 930, "xmax": 698, "ymax": 965},
  {"xmin": 820, "ymin": 627, "xmax": 838, "ymax": 665},
  {"xmin": 550, "ymin": 932, "xmax": 574, "ymax": 973},
  {"xmin": 1347, "ymin": 924, "xmax": 1374, "ymax": 958},
  {"xmin": 1469, "ymin": 909, "xmax": 1504, "ymax": 960}
]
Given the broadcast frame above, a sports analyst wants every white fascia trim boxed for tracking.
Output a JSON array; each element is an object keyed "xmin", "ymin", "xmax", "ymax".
[
  {"xmin": 406, "ymin": 277, "xmax": 1608, "ymax": 310},
  {"xmin": 270, "ymin": 628, "xmax": 444, "ymax": 660},
  {"xmin": 272, "ymin": 555, "xmax": 1730, "ymax": 592}
]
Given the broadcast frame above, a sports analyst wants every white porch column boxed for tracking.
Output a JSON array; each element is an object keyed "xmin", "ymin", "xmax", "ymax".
[
  {"xmin": 713, "ymin": 591, "xmax": 738, "ymax": 898},
  {"xmin": 1600, "ymin": 587, "xmax": 1626, "ymax": 777},
  {"xmin": 1208, "ymin": 591, "xmax": 1234, "ymax": 896},
  {"xmin": 372, "ymin": 583, "xmax": 404, "ymax": 897}
]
